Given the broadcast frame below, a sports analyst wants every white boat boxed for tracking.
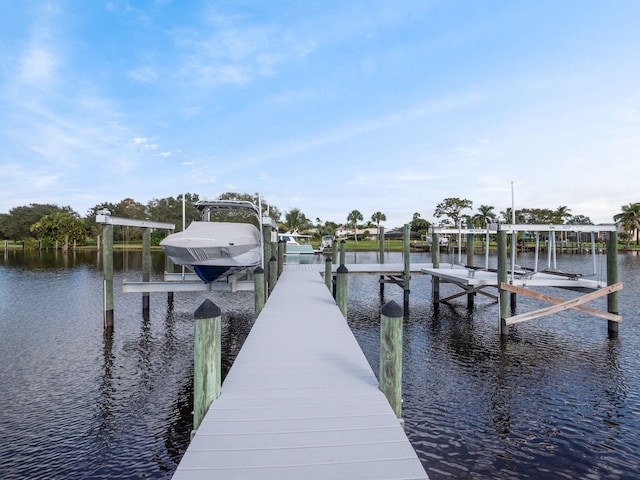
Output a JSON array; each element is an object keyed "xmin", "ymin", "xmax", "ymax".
[
  {"xmin": 278, "ymin": 231, "xmax": 317, "ymax": 255},
  {"xmin": 321, "ymin": 234, "xmax": 333, "ymax": 250},
  {"xmin": 160, "ymin": 201, "xmax": 263, "ymax": 283}
]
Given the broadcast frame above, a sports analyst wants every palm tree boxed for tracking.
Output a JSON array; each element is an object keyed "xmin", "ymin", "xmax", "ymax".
[
  {"xmin": 475, "ymin": 205, "xmax": 496, "ymax": 227},
  {"xmin": 347, "ymin": 209, "xmax": 363, "ymax": 243},
  {"xmin": 614, "ymin": 202, "xmax": 640, "ymax": 248},
  {"xmin": 554, "ymin": 205, "xmax": 572, "ymax": 224},
  {"xmin": 371, "ymin": 211, "xmax": 387, "ymax": 228},
  {"xmin": 282, "ymin": 208, "xmax": 308, "ymax": 233}
]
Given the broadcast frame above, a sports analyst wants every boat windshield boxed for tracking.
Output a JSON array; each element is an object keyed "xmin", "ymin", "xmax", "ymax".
[{"xmin": 196, "ymin": 200, "xmax": 261, "ymax": 228}]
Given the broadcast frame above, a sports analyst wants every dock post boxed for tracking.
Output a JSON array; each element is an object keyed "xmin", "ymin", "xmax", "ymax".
[
  {"xmin": 262, "ymin": 224, "xmax": 272, "ymax": 292},
  {"xmin": 380, "ymin": 300, "xmax": 404, "ymax": 428},
  {"xmin": 403, "ymin": 224, "xmax": 410, "ymax": 306},
  {"xmin": 497, "ymin": 228, "xmax": 509, "ymax": 337},
  {"xmin": 193, "ymin": 299, "xmax": 221, "ymax": 435},
  {"xmin": 268, "ymin": 256, "xmax": 277, "ymax": 296},
  {"xmin": 336, "ymin": 264, "xmax": 348, "ymax": 318},
  {"xmin": 142, "ymin": 227, "xmax": 151, "ymax": 313},
  {"xmin": 606, "ymin": 230, "xmax": 619, "ymax": 337},
  {"xmin": 332, "ymin": 238, "xmax": 338, "ymax": 265},
  {"xmin": 165, "ymin": 243, "xmax": 174, "ymax": 307},
  {"xmin": 431, "ymin": 232, "xmax": 440, "ymax": 304},
  {"xmin": 254, "ymin": 267, "xmax": 265, "ymax": 316},
  {"xmin": 466, "ymin": 232, "xmax": 475, "ymax": 309},
  {"xmin": 102, "ymin": 224, "xmax": 114, "ymax": 331},
  {"xmin": 339, "ymin": 239, "xmax": 346, "ymax": 266},
  {"xmin": 277, "ymin": 239, "xmax": 285, "ymax": 278},
  {"xmin": 271, "ymin": 241, "xmax": 278, "ymax": 266},
  {"xmin": 324, "ymin": 256, "xmax": 332, "ymax": 291}
]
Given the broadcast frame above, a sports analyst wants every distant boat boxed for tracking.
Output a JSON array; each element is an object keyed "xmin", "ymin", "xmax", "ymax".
[
  {"xmin": 160, "ymin": 201, "xmax": 263, "ymax": 283},
  {"xmin": 278, "ymin": 231, "xmax": 317, "ymax": 255},
  {"xmin": 321, "ymin": 234, "xmax": 333, "ymax": 250}
]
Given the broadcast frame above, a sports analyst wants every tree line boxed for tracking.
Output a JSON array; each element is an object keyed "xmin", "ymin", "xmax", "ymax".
[{"xmin": 1, "ymin": 194, "xmax": 638, "ymax": 247}]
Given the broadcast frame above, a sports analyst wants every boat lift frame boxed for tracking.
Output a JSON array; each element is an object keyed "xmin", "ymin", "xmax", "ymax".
[{"xmin": 429, "ymin": 223, "xmax": 622, "ymax": 336}]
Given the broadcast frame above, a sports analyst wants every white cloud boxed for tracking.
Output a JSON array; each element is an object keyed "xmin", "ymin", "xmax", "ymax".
[
  {"xmin": 19, "ymin": 45, "xmax": 58, "ymax": 83},
  {"xmin": 128, "ymin": 65, "xmax": 158, "ymax": 83}
]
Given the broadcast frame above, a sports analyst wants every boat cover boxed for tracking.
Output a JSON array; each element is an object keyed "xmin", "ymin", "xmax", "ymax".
[{"xmin": 160, "ymin": 221, "xmax": 262, "ymax": 282}]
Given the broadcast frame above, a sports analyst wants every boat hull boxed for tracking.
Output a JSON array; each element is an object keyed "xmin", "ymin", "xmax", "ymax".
[{"xmin": 160, "ymin": 221, "xmax": 262, "ymax": 282}]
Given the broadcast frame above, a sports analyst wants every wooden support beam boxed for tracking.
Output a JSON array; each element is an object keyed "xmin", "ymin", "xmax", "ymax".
[
  {"xmin": 380, "ymin": 275, "xmax": 405, "ymax": 286},
  {"xmin": 439, "ymin": 284, "xmax": 497, "ymax": 303},
  {"xmin": 500, "ymin": 283, "xmax": 622, "ymax": 323},
  {"xmin": 503, "ymin": 282, "xmax": 623, "ymax": 325}
]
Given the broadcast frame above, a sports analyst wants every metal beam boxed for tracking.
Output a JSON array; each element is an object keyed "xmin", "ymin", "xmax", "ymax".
[
  {"xmin": 123, "ymin": 280, "xmax": 255, "ymax": 293},
  {"xmin": 96, "ymin": 214, "xmax": 175, "ymax": 229},
  {"xmin": 432, "ymin": 224, "xmax": 617, "ymax": 234}
]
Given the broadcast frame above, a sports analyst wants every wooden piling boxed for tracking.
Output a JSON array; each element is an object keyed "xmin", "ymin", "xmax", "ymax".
[
  {"xmin": 277, "ymin": 239, "xmax": 285, "ymax": 278},
  {"xmin": 339, "ymin": 240, "xmax": 346, "ymax": 266},
  {"xmin": 165, "ymin": 241, "xmax": 175, "ymax": 306},
  {"xmin": 254, "ymin": 267, "xmax": 265, "ymax": 316},
  {"xmin": 262, "ymin": 223, "xmax": 272, "ymax": 292},
  {"xmin": 497, "ymin": 228, "xmax": 509, "ymax": 337},
  {"xmin": 607, "ymin": 230, "xmax": 619, "ymax": 337},
  {"xmin": 102, "ymin": 224, "xmax": 114, "ymax": 330},
  {"xmin": 268, "ymin": 256, "xmax": 277, "ymax": 296},
  {"xmin": 193, "ymin": 299, "xmax": 221, "ymax": 435},
  {"xmin": 142, "ymin": 227, "xmax": 151, "ymax": 313},
  {"xmin": 466, "ymin": 233, "xmax": 475, "ymax": 309},
  {"xmin": 324, "ymin": 256, "xmax": 332, "ymax": 291},
  {"xmin": 402, "ymin": 224, "xmax": 410, "ymax": 306},
  {"xmin": 380, "ymin": 300, "xmax": 404, "ymax": 428},
  {"xmin": 431, "ymin": 232, "xmax": 440, "ymax": 304},
  {"xmin": 332, "ymin": 239, "xmax": 338, "ymax": 265},
  {"xmin": 336, "ymin": 264, "xmax": 348, "ymax": 318}
]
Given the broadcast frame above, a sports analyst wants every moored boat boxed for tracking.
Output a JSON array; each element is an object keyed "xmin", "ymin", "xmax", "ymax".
[
  {"xmin": 278, "ymin": 231, "xmax": 317, "ymax": 254},
  {"xmin": 160, "ymin": 201, "xmax": 263, "ymax": 282}
]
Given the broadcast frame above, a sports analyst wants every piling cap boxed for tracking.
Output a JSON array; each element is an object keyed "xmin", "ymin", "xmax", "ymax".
[
  {"xmin": 194, "ymin": 298, "xmax": 221, "ymax": 319},
  {"xmin": 381, "ymin": 300, "xmax": 403, "ymax": 318},
  {"xmin": 254, "ymin": 266, "xmax": 264, "ymax": 274},
  {"xmin": 337, "ymin": 264, "xmax": 348, "ymax": 273},
  {"xmin": 325, "ymin": 256, "xmax": 332, "ymax": 263}
]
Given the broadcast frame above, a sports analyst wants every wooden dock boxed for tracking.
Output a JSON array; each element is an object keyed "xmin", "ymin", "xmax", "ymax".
[{"xmin": 172, "ymin": 263, "xmax": 429, "ymax": 480}]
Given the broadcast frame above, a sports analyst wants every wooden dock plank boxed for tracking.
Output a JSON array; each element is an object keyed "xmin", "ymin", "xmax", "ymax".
[{"xmin": 172, "ymin": 265, "xmax": 428, "ymax": 480}]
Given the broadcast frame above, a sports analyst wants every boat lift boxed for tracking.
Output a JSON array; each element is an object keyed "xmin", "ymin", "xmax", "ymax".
[{"xmin": 426, "ymin": 223, "xmax": 622, "ymax": 336}]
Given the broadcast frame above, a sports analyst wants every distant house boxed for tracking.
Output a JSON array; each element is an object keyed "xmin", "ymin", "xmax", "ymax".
[
  {"xmin": 334, "ymin": 226, "xmax": 381, "ymax": 241},
  {"xmin": 383, "ymin": 228, "xmax": 419, "ymax": 240}
]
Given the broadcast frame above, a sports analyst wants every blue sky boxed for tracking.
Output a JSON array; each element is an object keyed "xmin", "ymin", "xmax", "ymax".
[{"xmin": 1, "ymin": 1, "xmax": 639, "ymax": 228}]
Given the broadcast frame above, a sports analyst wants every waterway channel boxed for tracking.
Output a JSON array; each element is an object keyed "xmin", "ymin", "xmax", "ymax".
[{"xmin": 0, "ymin": 249, "xmax": 638, "ymax": 479}]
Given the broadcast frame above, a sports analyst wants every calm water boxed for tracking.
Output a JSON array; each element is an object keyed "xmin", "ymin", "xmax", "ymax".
[{"xmin": 1, "ymin": 248, "xmax": 639, "ymax": 479}]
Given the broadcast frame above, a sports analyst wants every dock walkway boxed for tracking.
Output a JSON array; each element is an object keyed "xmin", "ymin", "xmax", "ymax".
[{"xmin": 172, "ymin": 264, "xmax": 429, "ymax": 480}]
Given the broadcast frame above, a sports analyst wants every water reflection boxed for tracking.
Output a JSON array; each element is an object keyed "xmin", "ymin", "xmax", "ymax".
[{"xmin": 1, "ymin": 250, "xmax": 639, "ymax": 479}]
